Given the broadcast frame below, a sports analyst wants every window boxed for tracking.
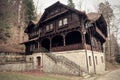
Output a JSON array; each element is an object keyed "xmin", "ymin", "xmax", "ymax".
[
  {"xmin": 98, "ymin": 41, "xmax": 101, "ymax": 49},
  {"xmin": 33, "ymin": 44, "xmax": 35, "ymax": 50},
  {"xmin": 101, "ymin": 56, "xmax": 104, "ymax": 63},
  {"xmin": 36, "ymin": 31, "xmax": 38, "ymax": 35},
  {"xmin": 95, "ymin": 56, "xmax": 98, "ymax": 64},
  {"xmin": 55, "ymin": 9, "xmax": 58, "ymax": 13},
  {"xmin": 89, "ymin": 56, "xmax": 92, "ymax": 66},
  {"xmin": 46, "ymin": 25, "xmax": 49, "ymax": 31},
  {"xmin": 29, "ymin": 34, "xmax": 31, "ymax": 37},
  {"xmin": 63, "ymin": 18, "xmax": 68, "ymax": 25},
  {"xmin": 29, "ymin": 58, "xmax": 32, "ymax": 61},
  {"xmin": 30, "ymin": 45, "xmax": 33, "ymax": 52},
  {"xmin": 46, "ymin": 24, "xmax": 54, "ymax": 31},
  {"xmin": 59, "ymin": 20, "xmax": 62, "ymax": 27},
  {"xmin": 91, "ymin": 38, "xmax": 96, "ymax": 47},
  {"xmin": 59, "ymin": 18, "xmax": 68, "ymax": 27},
  {"xmin": 50, "ymin": 24, "xmax": 53, "ymax": 30}
]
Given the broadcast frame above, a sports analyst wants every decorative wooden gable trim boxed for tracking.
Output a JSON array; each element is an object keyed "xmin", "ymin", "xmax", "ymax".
[
  {"xmin": 24, "ymin": 21, "xmax": 37, "ymax": 33},
  {"xmin": 38, "ymin": 1, "xmax": 86, "ymax": 26}
]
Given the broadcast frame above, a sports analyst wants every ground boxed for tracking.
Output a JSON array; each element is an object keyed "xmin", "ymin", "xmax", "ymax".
[
  {"xmin": 94, "ymin": 69, "xmax": 120, "ymax": 80},
  {"xmin": 0, "ymin": 69, "xmax": 120, "ymax": 80}
]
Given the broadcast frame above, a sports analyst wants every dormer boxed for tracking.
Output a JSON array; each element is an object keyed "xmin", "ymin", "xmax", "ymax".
[
  {"xmin": 24, "ymin": 21, "xmax": 38, "ymax": 39},
  {"xmin": 87, "ymin": 12, "xmax": 107, "ymax": 43}
]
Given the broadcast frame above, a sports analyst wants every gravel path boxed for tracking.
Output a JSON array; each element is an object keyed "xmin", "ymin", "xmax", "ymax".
[{"xmin": 95, "ymin": 69, "xmax": 120, "ymax": 80}]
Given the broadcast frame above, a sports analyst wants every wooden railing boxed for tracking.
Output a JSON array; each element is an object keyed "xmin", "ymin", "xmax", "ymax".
[{"xmin": 51, "ymin": 43, "xmax": 84, "ymax": 52}]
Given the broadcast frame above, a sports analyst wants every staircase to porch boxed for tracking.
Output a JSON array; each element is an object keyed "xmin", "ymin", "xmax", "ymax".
[{"xmin": 40, "ymin": 47, "xmax": 82, "ymax": 76}]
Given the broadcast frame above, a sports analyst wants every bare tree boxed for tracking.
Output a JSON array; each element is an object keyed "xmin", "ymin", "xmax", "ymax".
[
  {"xmin": 78, "ymin": 0, "xmax": 82, "ymax": 10},
  {"xmin": 98, "ymin": 1, "xmax": 114, "ymax": 62}
]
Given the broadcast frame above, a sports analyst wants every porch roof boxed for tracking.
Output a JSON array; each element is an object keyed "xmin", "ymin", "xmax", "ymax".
[{"xmin": 20, "ymin": 37, "xmax": 39, "ymax": 44}]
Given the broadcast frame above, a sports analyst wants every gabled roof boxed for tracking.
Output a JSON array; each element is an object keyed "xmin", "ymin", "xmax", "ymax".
[
  {"xmin": 20, "ymin": 37, "xmax": 38, "ymax": 44},
  {"xmin": 87, "ymin": 12, "xmax": 101, "ymax": 22},
  {"xmin": 87, "ymin": 12, "xmax": 107, "ymax": 26},
  {"xmin": 38, "ymin": 1, "xmax": 87, "ymax": 25},
  {"xmin": 24, "ymin": 20, "xmax": 37, "ymax": 33}
]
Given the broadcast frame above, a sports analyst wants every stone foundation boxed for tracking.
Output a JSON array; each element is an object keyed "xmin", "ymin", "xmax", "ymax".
[
  {"xmin": 26, "ymin": 50, "xmax": 105, "ymax": 75},
  {"xmin": 0, "ymin": 62, "xmax": 34, "ymax": 72}
]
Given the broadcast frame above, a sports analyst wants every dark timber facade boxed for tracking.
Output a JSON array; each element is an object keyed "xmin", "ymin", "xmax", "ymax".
[{"xmin": 23, "ymin": 2, "xmax": 107, "ymax": 55}]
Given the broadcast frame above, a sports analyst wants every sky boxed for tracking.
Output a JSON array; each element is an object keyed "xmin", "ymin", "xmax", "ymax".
[{"xmin": 33, "ymin": 0, "xmax": 120, "ymax": 13}]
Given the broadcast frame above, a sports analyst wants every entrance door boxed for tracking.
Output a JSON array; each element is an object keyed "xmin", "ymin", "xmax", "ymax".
[{"xmin": 37, "ymin": 57, "xmax": 41, "ymax": 67}]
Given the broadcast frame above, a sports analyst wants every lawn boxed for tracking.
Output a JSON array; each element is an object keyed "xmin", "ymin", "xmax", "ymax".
[{"xmin": 0, "ymin": 72, "xmax": 70, "ymax": 80}]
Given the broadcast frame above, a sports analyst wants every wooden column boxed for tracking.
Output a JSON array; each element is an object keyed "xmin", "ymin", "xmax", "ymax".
[
  {"xmin": 38, "ymin": 42, "xmax": 39, "ymax": 52},
  {"xmin": 81, "ymin": 32, "xmax": 86, "ymax": 48},
  {"xmin": 63, "ymin": 35, "xmax": 66, "ymax": 46},
  {"xmin": 49, "ymin": 38, "xmax": 52, "ymax": 52}
]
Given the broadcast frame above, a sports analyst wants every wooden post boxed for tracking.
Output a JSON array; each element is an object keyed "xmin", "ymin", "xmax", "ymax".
[
  {"xmin": 38, "ymin": 42, "xmax": 39, "ymax": 52},
  {"xmin": 63, "ymin": 35, "xmax": 66, "ymax": 46},
  {"xmin": 49, "ymin": 38, "xmax": 52, "ymax": 52}
]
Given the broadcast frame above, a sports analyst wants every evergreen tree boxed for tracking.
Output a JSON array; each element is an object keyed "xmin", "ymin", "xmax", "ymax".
[
  {"xmin": 0, "ymin": 0, "xmax": 11, "ymax": 42},
  {"xmin": 67, "ymin": 0, "xmax": 75, "ymax": 8},
  {"xmin": 23, "ymin": 0, "xmax": 36, "ymax": 24}
]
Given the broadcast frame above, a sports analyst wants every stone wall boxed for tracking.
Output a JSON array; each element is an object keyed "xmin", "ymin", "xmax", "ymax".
[
  {"xmin": 52, "ymin": 50, "xmax": 105, "ymax": 74},
  {"xmin": 43, "ymin": 53, "xmax": 81, "ymax": 76},
  {"xmin": 26, "ymin": 50, "xmax": 105, "ymax": 75},
  {"xmin": 26, "ymin": 53, "xmax": 81, "ymax": 76},
  {"xmin": 0, "ymin": 62, "xmax": 34, "ymax": 72}
]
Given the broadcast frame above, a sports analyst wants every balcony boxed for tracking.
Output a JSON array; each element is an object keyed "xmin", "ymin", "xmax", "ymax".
[{"xmin": 51, "ymin": 43, "xmax": 84, "ymax": 52}]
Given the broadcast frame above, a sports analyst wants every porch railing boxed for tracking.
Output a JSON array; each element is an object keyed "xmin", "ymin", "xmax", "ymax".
[{"xmin": 51, "ymin": 43, "xmax": 84, "ymax": 52}]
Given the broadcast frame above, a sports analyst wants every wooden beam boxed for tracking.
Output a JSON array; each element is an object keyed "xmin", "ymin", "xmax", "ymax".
[
  {"xmin": 96, "ymin": 27, "xmax": 106, "ymax": 40},
  {"xmin": 41, "ymin": 10, "xmax": 68, "ymax": 23}
]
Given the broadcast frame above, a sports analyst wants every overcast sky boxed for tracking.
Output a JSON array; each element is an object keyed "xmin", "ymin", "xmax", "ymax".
[{"xmin": 33, "ymin": 0, "xmax": 120, "ymax": 13}]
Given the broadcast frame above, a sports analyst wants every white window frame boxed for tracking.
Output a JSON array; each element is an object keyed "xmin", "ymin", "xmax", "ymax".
[
  {"xmin": 59, "ymin": 20, "xmax": 62, "ymax": 27},
  {"xmin": 46, "ymin": 25, "xmax": 49, "ymax": 31},
  {"xmin": 50, "ymin": 24, "xmax": 53, "ymax": 30},
  {"xmin": 63, "ymin": 18, "xmax": 68, "ymax": 25}
]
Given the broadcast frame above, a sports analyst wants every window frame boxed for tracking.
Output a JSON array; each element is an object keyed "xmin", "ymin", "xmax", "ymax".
[
  {"xmin": 58, "ymin": 18, "xmax": 68, "ymax": 28},
  {"xmin": 89, "ymin": 56, "xmax": 92, "ymax": 66},
  {"xmin": 95, "ymin": 56, "xmax": 98, "ymax": 65},
  {"xmin": 63, "ymin": 18, "xmax": 68, "ymax": 25},
  {"xmin": 50, "ymin": 24, "xmax": 54, "ymax": 30},
  {"xmin": 46, "ymin": 25, "xmax": 50, "ymax": 31},
  {"xmin": 101, "ymin": 56, "xmax": 104, "ymax": 63},
  {"xmin": 59, "ymin": 20, "xmax": 62, "ymax": 27}
]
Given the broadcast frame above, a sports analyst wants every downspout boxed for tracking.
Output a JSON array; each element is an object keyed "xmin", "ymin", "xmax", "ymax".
[
  {"xmin": 81, "ymin": 17, "xmax": 89, "ymax": 74},
  {"xmin": 89, "ymin": 24, "xmax": 96, "ymax": 74},
  {"xmin": 84, "ymin": 34, "xmax": 89, "ymax": 74}
]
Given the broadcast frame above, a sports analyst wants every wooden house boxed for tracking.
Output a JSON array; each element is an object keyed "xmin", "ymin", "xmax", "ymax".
[{"xmin": 22, "ymin": 1, "xmax": 107, "ymax": 75}]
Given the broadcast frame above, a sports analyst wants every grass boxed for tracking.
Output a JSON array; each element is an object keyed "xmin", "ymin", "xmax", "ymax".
[{"xmin": 0, "ymin": 72, "xmax": 70, "ymax": 80}]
